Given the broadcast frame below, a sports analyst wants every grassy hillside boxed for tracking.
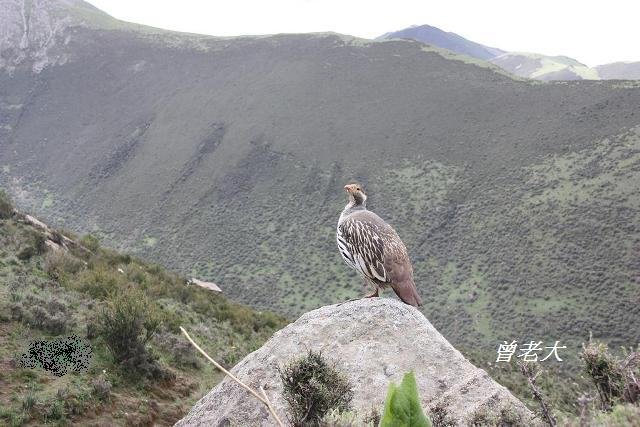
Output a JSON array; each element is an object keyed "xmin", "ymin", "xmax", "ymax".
[{"xmin": 0, "ymin": 191, "xmax": 286, "ymax": 426}]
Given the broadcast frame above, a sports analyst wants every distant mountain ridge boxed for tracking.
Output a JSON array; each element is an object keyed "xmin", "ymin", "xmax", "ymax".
[
  {"xmin": 380, "ymin": 24, "xmax": 640, "ymax": 80},
  {"xmin": 0, "ymin": 0, "xmax": 171, "ymax": 73},
  {"xmin": 377, "ymin": 24, "xmax": 504, "ymax": 60},
  {"xmin": 596, "ymin": 61, "xmax": 640, "ymax": 80},
  {"xmin": 490, "ymin": 52, "xmax": 599, "ymax": 81}
]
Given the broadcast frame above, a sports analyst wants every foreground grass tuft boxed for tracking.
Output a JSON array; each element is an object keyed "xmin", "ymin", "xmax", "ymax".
[{"xmin": 279, "ymin": 350, "xmax": 354, "ymax": 426}]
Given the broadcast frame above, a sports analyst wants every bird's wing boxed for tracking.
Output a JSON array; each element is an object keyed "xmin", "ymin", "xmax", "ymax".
[
  {"xmin": 344, "ymin": 211, "xmax": 423, "ymax": 307},
  {"xmin": 338, "ymin": 212, "xmax": 389, "ymax": 283}
]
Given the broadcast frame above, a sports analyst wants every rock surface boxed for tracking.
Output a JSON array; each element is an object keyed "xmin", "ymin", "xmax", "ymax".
[{"xmin": 176, "ymin": 298, "xmax": 536, "ymax": 426}]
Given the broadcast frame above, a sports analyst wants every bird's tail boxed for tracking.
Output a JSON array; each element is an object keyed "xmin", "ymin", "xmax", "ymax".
[{"xmin": 392, "ymin": 279, "xmax": 423, "ymax": 307}]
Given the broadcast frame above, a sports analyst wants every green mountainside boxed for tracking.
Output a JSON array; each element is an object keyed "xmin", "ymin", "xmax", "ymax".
[{"xmin": 1, "ymin": 0, "xmax": 639, "ymax": 394}]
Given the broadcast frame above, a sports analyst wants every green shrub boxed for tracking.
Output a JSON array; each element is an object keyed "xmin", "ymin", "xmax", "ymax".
[
  {"xmin": 0, "ymin": 190, "xmax": 13, "ymax": 219},
  {"xmin": 63, "ymin": 392, "xmax": 90, "ymax": 417},
  {"xmin": 16, "ymin": 231, "xmax": 47, "ymax": 261},
  {"xmin": 22, "ymin": 393, "xmax": 36, "ymax": 411},
  {"xmin": 381, "ymin": 372, "xmax": 431, "ymax": 427},
  {"xmin": 73, "ymin": 265, "xmax": 123, "ymax": 299},
  {"xmin": 582, "ymin": 341, "xmax": 627, "ymax": 409},
  {"xmin": 10, "ymin": 293, "xmax": 71, "ymax": 334},
  {"xmin": 17, "ymin": 245, "xmax": 36, "ymax": 261},
  {"xmin": 43, "ymin": 398, "xmax": 65, "ymax": 422},
  {"xmin": 44, "ymin": 251, "xmax": 84, "ymax": 281},
  {"xmin": 95, "ymin": 287, "xmax": 167, "ymax": 380},
  {"xmin": 101, "ymin": 248, "xmax": 132, "ymax": 266},
  {"xmin": 591, "ymin": 403, "xmax": 640, "ymax": 426},
  {"xmin": 80, "ymin": 234, "xmax": 100, "ymax": 252},
  {"xmin": 279, "ymin": 350, "xmax": 353, "ymax": 426},
  {"xmin": 32, "ymin": 232, "xmax": 47, "ymax": 255},
  {"xmin": 582, "ymin": 340, "xmax": 639, "ymax": 409},
  {"xmin": 90, "ymin": 375, "xmax": 112, "ymax": 402}
]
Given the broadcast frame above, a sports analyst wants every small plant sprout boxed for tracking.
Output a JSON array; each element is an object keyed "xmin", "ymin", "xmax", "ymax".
[{"xmin": 380, "ymin": 371, "xmax": 432, "ymax": 427}]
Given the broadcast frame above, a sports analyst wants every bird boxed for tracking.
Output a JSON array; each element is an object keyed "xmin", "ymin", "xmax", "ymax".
[{"xmin": 336, "ymin": 183, "xmax": 423, "ymax": 307}]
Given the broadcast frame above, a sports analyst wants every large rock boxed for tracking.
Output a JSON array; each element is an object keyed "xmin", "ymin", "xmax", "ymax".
[{"xmin": 176, "ymin": 298, "xmax": 536, "ymax": 426}]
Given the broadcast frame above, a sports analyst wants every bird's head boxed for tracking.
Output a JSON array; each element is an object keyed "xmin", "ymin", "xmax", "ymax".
[{"xmin": 344, "ymin": 183, "xmax": 367, "ymax": 207}]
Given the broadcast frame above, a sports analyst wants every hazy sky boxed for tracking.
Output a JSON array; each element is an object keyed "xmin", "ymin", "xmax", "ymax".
[{"xmin": 88, "ymin": 0, "xmax": 639, "ymax": 66}]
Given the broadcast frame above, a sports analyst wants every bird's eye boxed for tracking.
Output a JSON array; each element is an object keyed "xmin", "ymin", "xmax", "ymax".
[{"xmin": 356, "ymin": 187, "xmax": 361, "ymax": 191}]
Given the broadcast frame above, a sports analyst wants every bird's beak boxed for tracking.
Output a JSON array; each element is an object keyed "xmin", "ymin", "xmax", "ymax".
[{"xmin": 344, "ymin": 185, "xmax": 353, "ymax": 193}]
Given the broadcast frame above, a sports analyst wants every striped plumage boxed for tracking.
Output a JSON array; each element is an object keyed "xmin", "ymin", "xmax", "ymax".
[{"xmin": 337, "ymin": 184, "xmax": 423, "ymax": 307}]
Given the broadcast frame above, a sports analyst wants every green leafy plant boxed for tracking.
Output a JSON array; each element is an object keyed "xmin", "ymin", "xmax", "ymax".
[
  {"xmin": 80, "ymin": 233, "xmax": 101, "ymax": 252},
  {"xmin": 381, "ymin": 372, "xmax": 432, "ymax": 427}
]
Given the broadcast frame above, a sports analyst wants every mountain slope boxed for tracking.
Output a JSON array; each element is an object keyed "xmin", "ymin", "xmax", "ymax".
[
  {"xmin": 1, "ymin": 0, "xmax": 639, "ymax": 374},
  {"xmin": 380, "ymin": 24, "xmax": 640, "ymax": 81},
  {"xmin": 378, "ymin": 24, "xmax": 504, "ymax": 60},
  {"xmin": 0, "ymin": 191, "xmax": 286, "ymax": 425},
  {"xmin": 489, "ymin": 52, "xmax": 599, "ymax": 80},
  {"xmin": 0, "ymin": 0, "xmax": 144, "ymax": 73},
  {"xmin": 596, "ymin": 61, "xmax": 640, "ymax": 80}
]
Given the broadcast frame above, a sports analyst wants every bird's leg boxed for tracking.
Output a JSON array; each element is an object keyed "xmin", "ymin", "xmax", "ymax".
[
  {"xmin": 361, "ymin": 279, "xmax": 379, "ymax": 298},
  {"xmin": 341, "ymin": 280, "xmax": 367, "ymax": 303},
  {"xmin": 363, "ymin": 287, "xmax": 379, "ymax": 298},
  {"xmin": 340, "ymin": 280, "xmax": 378, "ymax": 304}
]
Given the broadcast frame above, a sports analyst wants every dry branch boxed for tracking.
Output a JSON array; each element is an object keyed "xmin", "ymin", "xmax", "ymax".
[
  {"xmin": 179, "ymin": 326, "xmax": 284, "ymax": 427},
  {"xmin": 519, "ymin": 362, "xmax": 556, "ymax": 427}
]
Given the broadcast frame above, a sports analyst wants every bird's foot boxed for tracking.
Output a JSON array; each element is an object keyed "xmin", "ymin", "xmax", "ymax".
[
  {"xmin": 335, "ymin": 297, "xmax": 359, "ymax": 306},
  {"xmin": 337, "ymin": 289, "xmax": 379, "ymax": 306},
  {"xmin": 363, "ymin": 289, "xmax": 379, "ymax": 298}
]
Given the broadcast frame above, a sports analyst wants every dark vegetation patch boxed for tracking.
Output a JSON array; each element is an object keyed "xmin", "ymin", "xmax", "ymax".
[
  {"xmin": 88, "ymin": 119, "xmax": 152, "ymax": 181},
  {"xmin": 176, "ymin": 122, "xmax": 226, "ymax": 185}
]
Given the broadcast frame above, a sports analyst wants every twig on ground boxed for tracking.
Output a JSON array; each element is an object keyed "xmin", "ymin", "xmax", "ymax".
[
  {"xmin": 519, "ymin": 361, "xmax": 556, "ymax": 427},
  {"xmin": 180, "ymin": 326, "xmax": 285, "ymax": 427}
]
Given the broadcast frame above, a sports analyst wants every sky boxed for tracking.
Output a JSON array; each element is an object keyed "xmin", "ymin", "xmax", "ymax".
[{"xmin": 87, "ymin": 0, "xmax": 639, "ymax": 66}]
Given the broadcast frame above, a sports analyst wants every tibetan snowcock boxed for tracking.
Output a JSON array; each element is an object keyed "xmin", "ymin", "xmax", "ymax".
[{"xmin": 336, "ymin": 184, "xmax": 423, "ymax": 307}]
